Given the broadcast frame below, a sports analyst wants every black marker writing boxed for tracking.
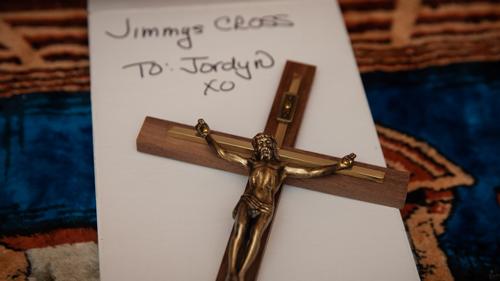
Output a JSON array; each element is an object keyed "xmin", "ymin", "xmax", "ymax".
[
  {"xmin": 122, "ymin": 61, "xmax": 164, "ymax": 78},
  {"xmin": 214, "ymin": 14, "xmax": 293, "ymax": 31},
  {"xmin": 120, "ymin": 50, "xmax": 275, "ymax": 95},
  {"xmin": 105, "ymin": 18, "xmax": 204, "ymax": 50},
  {"xmin": 204, "ymin": 79, "xmax": 236, "ymax": 95},
  {"xmin": 179, "ymin": 50, "xmax": 274, "ymax": 80}
]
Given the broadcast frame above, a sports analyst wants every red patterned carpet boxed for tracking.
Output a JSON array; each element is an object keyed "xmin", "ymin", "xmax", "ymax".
[{"xmin": 1, "ymin": 1, "xmax": 499, "ymax": 280}]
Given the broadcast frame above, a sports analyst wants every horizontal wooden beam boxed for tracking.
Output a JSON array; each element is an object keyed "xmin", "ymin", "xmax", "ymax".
[
  {"xmin": 137, "ymin": 116, "xmax": 409, "ymax": 208},
  {"xmin": 168, "ymin": 125, "xmax": 386, "ymax": 183}
]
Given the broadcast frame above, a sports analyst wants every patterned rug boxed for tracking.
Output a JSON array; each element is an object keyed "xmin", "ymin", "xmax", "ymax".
[{"xmin": 1, "ymin": 1, "xmax": 499, "ymax": 280}]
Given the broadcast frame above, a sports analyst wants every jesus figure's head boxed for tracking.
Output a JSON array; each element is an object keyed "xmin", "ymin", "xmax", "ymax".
[{"xmin": 251, "ymin": 133, "xmax": 279, "ymax": 161}]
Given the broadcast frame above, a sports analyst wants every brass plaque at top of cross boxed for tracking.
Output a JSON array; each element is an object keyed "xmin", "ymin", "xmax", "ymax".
[{"xmin": 136, "ymin": 61, "xmax": 409, "ymax": 281}]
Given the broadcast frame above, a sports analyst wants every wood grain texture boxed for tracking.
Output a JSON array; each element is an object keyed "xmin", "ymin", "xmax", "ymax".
[
  {"xmin": 137, "ymin": 116, "xmax": 408, "ymax": 281},
  {"xmin": 136, "ymin": 61, "xmax": 408, "ymax": 281},
  {"xmin": 263, "ymin": 61, "xmax": 316, "ymax": 146},
  {"xmin": 217, "ymin": 61, "xmax": 316, "ymax": 281},
  {"xmin": 137, "ymin": 117, "xmax": 409, "ymax": 208}
]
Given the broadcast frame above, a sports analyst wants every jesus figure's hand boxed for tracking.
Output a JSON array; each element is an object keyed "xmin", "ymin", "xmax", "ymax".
[
  {"xmin": 339, "ymin": 153, "xmax": 356, "ymax": 169},
  {"xmin": 195, "ymin": 118, "xmax": 211, "ymax": 137}
]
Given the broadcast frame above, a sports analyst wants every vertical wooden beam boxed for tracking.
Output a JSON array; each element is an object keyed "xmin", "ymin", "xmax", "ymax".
[{"xmin": 215, "ymin": 61, "xmax": 316, "ymax": 281}]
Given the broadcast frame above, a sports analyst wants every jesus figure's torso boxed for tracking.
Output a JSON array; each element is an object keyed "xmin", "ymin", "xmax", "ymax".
[{"xmin": 247, "ymin": 161, "xmax": 286, "ymax": 205}]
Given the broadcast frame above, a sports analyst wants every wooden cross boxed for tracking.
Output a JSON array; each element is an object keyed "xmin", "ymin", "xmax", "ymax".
[{"xmin": 136, "ymin": 61, "xmax": 409, "ymax": 281}]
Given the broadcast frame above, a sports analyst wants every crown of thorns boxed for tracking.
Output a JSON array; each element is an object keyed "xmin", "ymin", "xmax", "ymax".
[{"xmin": 251, "ymin": 133, "xmax": 277, "ymax": 148}]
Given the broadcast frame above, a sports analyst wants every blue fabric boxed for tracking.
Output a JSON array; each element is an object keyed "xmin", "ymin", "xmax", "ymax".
[
  {"xmin": 0, "ymin": 92, "xmax": 96, "ymax": 235},
  {"xmin": 363, "ymin": 61, "xmax": 500, "ymax": 280}
]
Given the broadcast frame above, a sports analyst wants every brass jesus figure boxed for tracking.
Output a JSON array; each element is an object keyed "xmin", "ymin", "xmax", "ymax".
[{"xmin": 195, "ymin": 119, "xmax": 356, "ymax": 281}]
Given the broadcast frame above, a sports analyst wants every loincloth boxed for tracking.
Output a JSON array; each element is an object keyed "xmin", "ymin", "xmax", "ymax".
[{"xmin": 233, "ymin": 194, "xmax": 273, "ymax": 218}]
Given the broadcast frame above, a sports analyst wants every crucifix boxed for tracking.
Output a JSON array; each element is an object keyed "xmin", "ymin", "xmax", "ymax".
[{"xmin": 136, "ymin": 61, "xmax": 409, "ymax": 281}]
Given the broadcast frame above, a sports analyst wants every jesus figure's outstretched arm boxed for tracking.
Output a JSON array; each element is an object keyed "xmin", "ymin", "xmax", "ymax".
[
  {"xmin": 284, "ymin": 153, "xmax": 356, "ymax": 178},
  {"xmin": 195, "ymin": 119, "xmax": 250, "ymax": 169}
]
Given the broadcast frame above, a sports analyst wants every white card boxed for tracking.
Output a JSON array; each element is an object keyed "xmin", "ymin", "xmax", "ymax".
[{"xmin": 88, "ymin": 1, "xmax": 420, "ymax": 280}]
